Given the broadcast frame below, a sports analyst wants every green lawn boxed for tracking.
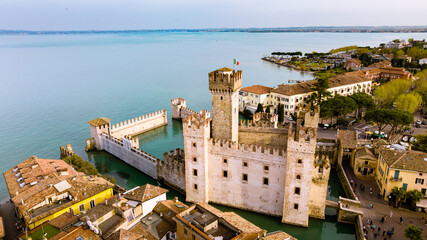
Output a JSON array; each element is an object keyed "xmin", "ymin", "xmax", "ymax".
[{"xmin": 26, "ymin": 224, "xmax": 60, "ymax": 240}]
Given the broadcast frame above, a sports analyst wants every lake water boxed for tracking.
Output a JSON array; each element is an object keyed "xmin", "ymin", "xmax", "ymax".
[{"xmin": 1, "ymin": 32, "xmax": 426, "ymax": 239}]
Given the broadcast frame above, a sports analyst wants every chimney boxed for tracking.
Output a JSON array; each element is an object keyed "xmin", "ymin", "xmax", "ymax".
[{"xmin": 174, "ymin": 197, "xmax": 178, "ymax": 202}]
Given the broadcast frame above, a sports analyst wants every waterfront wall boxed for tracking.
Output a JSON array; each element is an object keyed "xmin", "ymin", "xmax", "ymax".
[
  {"xmin": 100, "ymin": 133, "xmax": 158, "ymax": 179},
  {"xmin": 158, "ymin": 148, "xmax": 186, "ymax": 193},
  {"xmin": 110, "ymin": 110, "xmax": 167, "ymax": 139}
]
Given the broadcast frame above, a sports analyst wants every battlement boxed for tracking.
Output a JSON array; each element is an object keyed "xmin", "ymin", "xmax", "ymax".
[
  {"xmin": 183, "ymin": 111, "xmax": 211, "ymax": 130},
  {"xmin": 59, "ymin": 144, "xmax": 74, "ymax": 159},
  {"xmin": 239, "ymin": 119, "xmax": 287, "ymax": 130},
  {"xmin": 163, "ymin": 148, "xmax": 185, "ymax": 160},
  {"xmin": 209, "ymin": 138, "xmax": 285, "ymax": 157},
  {"xmin": 252, "ymin": 112, "xmax": 278, "ymax": 124},
  {"xmin": 171, "ymin": 98, "xmax": 186, "ymax": 106},
  {"xmin": 111, "ymin": 110, "xmax": 167, "ymax": 131},
  {"xmin": 208, "ymin": 67, "xmax": 242, "ymax": 92}
]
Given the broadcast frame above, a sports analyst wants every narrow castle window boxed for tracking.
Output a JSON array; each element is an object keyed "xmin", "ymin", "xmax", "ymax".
[
  {"xmin": 194, "ymin": 184, "xmax": 198, "ymax": 190},
  {"xmin": 192, "ymin": 143, "xmax": 196, "ymax": 147},
  {"xmin": 242, "ymin": 174, "xmax": 248, "ymax": 182},
  {"xmin": 298, "ymin": 159, "xmax": 302, "ymax": 164},
  {"xmin": 243, "ymin": 162, "xmax": 248, "ymax": 167},
  {"xmin": 295, "ymin": 187, "xmax": 300, "ymax": 195},
  {"xmin": 193, "ymin": 157, "xmax": 197, "ymax": 162},
  {"xmin": 223, "ymin": 170, "xmax": 228, "ymax": 178},
  {"xmin": 296, "ymin": 175, "xmax": 301, "ymax": 180},
  {"xmin": 193, "ymin": 169, "xmax": 198, "ymax": 176},
  {"xmin": 220, "ymin": 96, "xmax": 223, "ymax": 100},
  {"xmin": 294, "ymin": 203, "xmax": 299, "ymax": 209},
  {"xmin": 263, "ymin": 178, "xmax": 269, "ymax": 186},
  {"xmin": 264, "ymin": 165, "xmax": 269, "ymax": 171},
  {"xmin": 223, "ymin": 158, "xmax": 227, "ymax": 164}
]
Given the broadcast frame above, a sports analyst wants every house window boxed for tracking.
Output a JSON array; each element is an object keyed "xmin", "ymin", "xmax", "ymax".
[
  {"xmin": 420, "ymin": 173, "xmax": 423, "ymax": 176},
  {"xmin": 243, "ymin": 162, "xmax": 248, "ymax": 167},
  {"xmin": 263, "ymin": 178, "xmax": 269, "ymax": 186},
  {"xmin": 192, "ymin": 143, "xmax": 196, "ymax": 147},
  {"xmin": 223, "ymin": 170, "xmax": 228, "ymax": 178},
  {"xmin": 415, "ymin": 178, "xmax": 424, "ymax": 185},
  {"xmin": 365, "ymin": 161, "xmax": 368, "ymax": 166},
  {"xmin": 193, "ymin": 169, "xmax": 198, "ymax": 176},
  {"xmin": 223, "ymin": 159, "xmax": 227, "ymax": 164},
  {"xmin": 184, "ymin": 229, "xmax": 188, "ymax": 237},
  {"xmin": 79, "ymin": 204, "xmax": 85, "ymax": 212},
  {"xmin": 242, "ymin": 174, "xmax": 248, "ymax": 182},
  {"xmin": 194, "ymin": 184, "xmax": 198, "ymax": 190},
  {"xmin": 264, "ymin": 165, "xmax": 269, "ymax": 171},
  {"xmin": 193, "ymin": 157, "xmax": 197, "ymax": 162},
  {"xmin": 295, "ymin": 187, "xmax": 300, "ymax": 195},
  {"xmin": 319, "ymin": 167, "xmax": 323, "ymax": 173},
  {"xmin": 294, "ymin": 203, "xmax": 299, "ymax": 209},
  {"xmin": 221, "ymin": 96, "xmax": 223, "ymax": 100},
  {"xmin": 298, "ymin": 159, "xmax": 302, "ymax": 164},
  {"xmin": 90, "ymin": 200, "xmax": 96, "ymax": 208},
  {"xmin": 296, "ymin": 175, "xmax": 301, "ymax": 180},
  {"xmin": 193, "ymin": 235, "xmax": 196, "ymax": 240},
  {"xmin": 69, "ymin": 207, "xmax": 74, "ymax": 216}
]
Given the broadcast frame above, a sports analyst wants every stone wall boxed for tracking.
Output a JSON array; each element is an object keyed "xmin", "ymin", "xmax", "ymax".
[
  {"xmin": 238, "ymin": 125, "xmax": 288, "ymax": 149},
  {"xmin": 110, "ymin": 110, "xmax": 167, "ymax": 139},
  {"xmin": 100, "ymin": 134, "xmax": 158, "ymax": 179},
  {"xmin": 309, "ymin": 151, "xmax": 331, "ymax": 219},
  {"xmin": 158, "ymin": 148, "xmax": 186, "ymax": 193}
]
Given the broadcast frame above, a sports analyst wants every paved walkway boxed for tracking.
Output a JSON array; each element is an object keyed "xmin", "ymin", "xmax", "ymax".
[
  {"xmin": 0, "ymin": 200, "xmax": 21, "ymax": 240},
  {"xmin": 343, "ymin": 161, "xmax": 427, "ymax": 240}
]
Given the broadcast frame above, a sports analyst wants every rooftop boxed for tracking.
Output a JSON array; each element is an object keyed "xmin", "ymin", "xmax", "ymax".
[
  {"xmin": 355, "ymin": 147, "xmax": 376, "ymax": 160},
  {"xmin": 106, "ymin": 229, "xmax": 143, "ymax": 240},
  {"xmin": 337, "ymin": 130, "xmax": 358, "ymax": 149},
  {"xmin": 123, "ymin": 184, "xmax": 168, "ymax": 203},
  {"xmin": 88, "ymin": 117, "xmax": 111, "ymax": 127},
  {"xmin": 85, "ymin": 203, "xmax": 116, "ymax": 222},
  {"xmin": 379, "ymin": 148, "xmax": 427, "ymax": 173},
  {"xmin": 241, "ymin": 85, "xmax": 273, "ymax": 95}
]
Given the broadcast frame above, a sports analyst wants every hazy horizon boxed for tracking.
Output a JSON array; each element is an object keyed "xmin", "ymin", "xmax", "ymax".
[{"xmin": 2, "ymin": 0, "xmax": 427, "ymax": 31}]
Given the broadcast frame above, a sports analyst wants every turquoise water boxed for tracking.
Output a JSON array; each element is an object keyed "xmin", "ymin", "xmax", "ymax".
[{"xmin": 1, "ymin": 32, "xmax": 426, "ymax": 239}]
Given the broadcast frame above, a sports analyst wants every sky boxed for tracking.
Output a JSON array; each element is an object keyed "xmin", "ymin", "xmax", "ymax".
[{"xmin": 1, "ymin": 0, "xmax": 427, "ymax": 31}]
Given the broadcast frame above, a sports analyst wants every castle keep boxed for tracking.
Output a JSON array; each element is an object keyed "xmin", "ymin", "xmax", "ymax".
[{"xmin": 174, "ymin": 67, "xmax": 330, "ymax": 227}]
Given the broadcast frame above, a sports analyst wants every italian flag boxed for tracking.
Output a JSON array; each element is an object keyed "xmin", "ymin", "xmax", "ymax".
[{"xmin": 234, "ymin": 59, "xmax": 239, "ymax": 65}]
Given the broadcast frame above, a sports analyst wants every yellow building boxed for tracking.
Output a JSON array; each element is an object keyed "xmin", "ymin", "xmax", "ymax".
[
  {"xmin": 3, "ymin": 156, "xmax": 114, "ymax": 229},
  {"xmin": 375, "ymin": 149, "xmax": 427, "ymax": 199},
  {"xmin": 352, "ymin": 147, "xmax": 377, "ymax": 178}
]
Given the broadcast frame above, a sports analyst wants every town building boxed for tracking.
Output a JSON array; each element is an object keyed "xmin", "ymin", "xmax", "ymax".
[
  {"xmin": 173, "ymin": 203, "xmax": 266, "ymax": 240},
  {"xmin": 368, "ymin": 60, "xmax": 392, "ymax": 68},
  {"xmin": 344, "ymin": 59, "xmax": 362, "ymax": 70},
  {"xmin": 178, "ymin": 67, "xmax": 330, "ymax": 227},
  {"xmin": 239, "ymin": 85, "xmax": 272, "ymax": 113},
  {"xmin": 352, "ymin": 147, "xmax": 377, "ymax": 178},
  {"xmin": 375, "ymin": 148, "xmax": 427, "ymax": 199},
  {"xmin": 397, "ymin": 55, "xmax": 412, "ymax": 63},
  {"xmin": 419, "ymin": 58, "xmax": 427, "ymax": 65},
  {"xmin": 384, "ymin": 41, "xmax": 407, "ymax": 49},
  {"xmin": 3, "ymin": 156, "xmax": 115, "ymax": 229},
  {"xmin": 345, "ymin": 67, "xmax": 413, "ymax": 81}
]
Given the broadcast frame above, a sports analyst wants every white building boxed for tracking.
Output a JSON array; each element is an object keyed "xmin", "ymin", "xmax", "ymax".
[
  {"xmin": 239, "ymin": 85, "xmax": 272, "ymax": 113},
  {"xmin": 419, "ymin": 58, "xmax": 427, "ymax": 65}
]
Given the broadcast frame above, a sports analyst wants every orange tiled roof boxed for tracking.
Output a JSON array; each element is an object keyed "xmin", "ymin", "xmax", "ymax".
[
  {"xmin": 123, "ymin": 184, "xmax": 168, "ymax": 203},
  {"xmin": 241, "ymin": 85, "xmax": 273, "ymax": 95}
]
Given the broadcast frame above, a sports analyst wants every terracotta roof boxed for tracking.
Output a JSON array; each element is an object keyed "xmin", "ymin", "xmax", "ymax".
[
  {"xmin": 123, "ymin": 184, "xmax": 168, "ymax": 203},
  {"xmin": 128, "ymin": 223, "xmax": 157, "ymax": 240},
  {"xmin": 49, "ymin": 212, "xmax": 79, "ymax": 230},
  {"xmin": 84, "ymin": 203, "xmax": 116, "ymax": 222},
  {"xmin": 216, "ymin": 67, "xmax": 234, "ymax": 72},
  {"xmin": 57, "ymin": 226, "xmax": 102, "ymax": 240},
  {"xmin": 271, "ymin": 75, "xmax": 370, "ymax": 96},
  {"xmin": 345, "ymin": 59, "xmax": 362, "ymax": 66},
  {"xmin": 241, "ymin": 85, "xmax": 272, "ymax": 95},
  {"xmin": 368, "ymin": 60, "xmax": 391, "ymax": 68},
  {"xmin": 379, "ymin": 149, "xmax": 427, "ymax": 172},
  {"xmin": 154, "ymin": 199, "xmax": 189, "ymax": 224},
  {"xmin": 221, "ymin": 212, "xmax": 263, "ymax": 233},
  {"xmin": 355, "ymin": 147, "xmax": 376, "ymax": 160},
  {"xmin": 260, "ymin": 231, "xmax": 297, "ymax": 240},
  {"xmin": 88, "ymin": 117, "xmax": 111, "ymax": 126},
  {"xmin": 107, "ymin": 229, "xmax": 143, "ymax": 240},
  {"xmin": 337, "ymin": 130, "xmax": 358, "ymax": 149}
]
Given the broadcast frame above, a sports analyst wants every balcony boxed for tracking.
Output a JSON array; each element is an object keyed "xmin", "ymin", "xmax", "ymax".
[{"xmin": 390, "ymin": 177, "xmax": 402, "ymax": 182}]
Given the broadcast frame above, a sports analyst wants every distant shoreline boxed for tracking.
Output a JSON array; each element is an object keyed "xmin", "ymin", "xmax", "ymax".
[{"xmin": 1, "ymin": 26, "xmax": 427, "ymax": 35}]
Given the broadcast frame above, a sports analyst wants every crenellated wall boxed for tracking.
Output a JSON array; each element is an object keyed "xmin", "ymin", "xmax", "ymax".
[
  {"xmin": 238, "ymin": 121, "xmax": 288, "ymax": 149},
  {"xmin": 110, "ymin": 110, "xmax": 167, "ymax": 139},
  {"xmin": 100, "ymin": 133, "xmax": 158, "ymax": 179},
  {"xmin": 157, "ymin": 148, "xmax": 186, "ymax": 193}
]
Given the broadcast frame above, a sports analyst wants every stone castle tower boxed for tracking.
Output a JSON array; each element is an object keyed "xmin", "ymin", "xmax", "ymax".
[
  {"xmin": 181, "ymin": 67, "xmax": 326, "ymax": 227},
  {"xmin": 208, "ymin": 67, "xmax": 241, "ymax": 143}
]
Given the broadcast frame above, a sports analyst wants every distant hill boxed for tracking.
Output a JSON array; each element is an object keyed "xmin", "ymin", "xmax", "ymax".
[{"xmin": 1, "ymin": 26, "xmax": 427, "ymax": 35}]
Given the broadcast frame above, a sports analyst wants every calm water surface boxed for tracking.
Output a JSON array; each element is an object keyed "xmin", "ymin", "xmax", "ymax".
[{"xmin": 1, "ymin": 32, "xmax": 426, "ymax": 239}]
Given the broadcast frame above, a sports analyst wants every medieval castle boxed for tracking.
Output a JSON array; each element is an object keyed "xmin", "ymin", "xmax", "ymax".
[{"xmin": 173, "ymin": 67, "xmax": 330, "ymax": 227}]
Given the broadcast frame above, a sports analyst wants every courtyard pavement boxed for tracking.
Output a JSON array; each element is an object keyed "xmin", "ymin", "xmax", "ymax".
[{"xmin": 343, "ymin": 162, "xmax": 427, "ymax": 240}]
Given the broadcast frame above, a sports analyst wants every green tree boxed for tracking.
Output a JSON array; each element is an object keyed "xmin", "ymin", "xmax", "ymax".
[
  {"xmin": 391, "ymin": 186, "xmax": 406, "ymax": 207},
  {"xmin": 349, "ymin": 92, "xmax": 375, "ymax": 119},
  {"xmin": 364, "ymin": 109, "xmax": 413, "ymax": 135},
  {"xmin": 330, "ymin": 95, "xmax": 358, "ymax": 120},
  {"xmin": 374, "ymin": 79, "xmax": 411, "ymax": 108},
  {"xmin": 406, "ymin": 190, "xmax": 423, "ymax": 209},
  {"xmin": 255, "ymin": 103, "xmax": 264, "ymax": 113},
  {"xmin": 404, "ymin": 225, "xmax": 423, "ymax": 240},
  {"xmin": 320, "ymin": 99, "xmax": 334, "ymax": 124},
  {"xmin": 412, "ymin": 134, "xmax": 427, "ymax": 153},
  {"xmin": 265, "ymin": 106, "xmax": 271, "ymax": 114},
  {"xmin": 395, "ymin": 92, "xmax": 422, "ymax": 114},
  {"xmin": 242, "ymin": 109, "xmax": 253, "ymax": 119},
  {"xmin": 277, "ymin": 104, "xmax": 284, "ymax": 123},
  {"xmin": 63, "ymin": 155, "xmax": 99, "ymax": 176}
]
